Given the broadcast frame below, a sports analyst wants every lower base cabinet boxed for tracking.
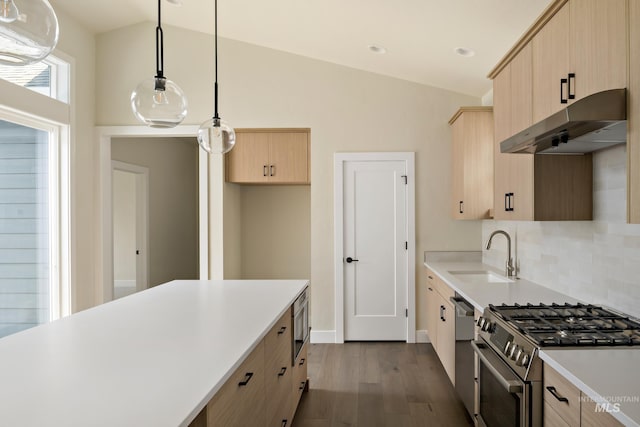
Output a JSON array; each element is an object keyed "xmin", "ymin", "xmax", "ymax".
[
  {"xmin": 208, "ymin": 341, "xmax": 266, "ymax": 427},
  {"xmin": 191, "ymin": 307, "xmax": 308, "ymax": 427}
]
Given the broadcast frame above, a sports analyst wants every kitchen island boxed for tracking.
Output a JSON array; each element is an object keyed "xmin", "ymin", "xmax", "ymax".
[{"xmin": 0, "ymin": 279, "xmax": 309, "ymax": 427}]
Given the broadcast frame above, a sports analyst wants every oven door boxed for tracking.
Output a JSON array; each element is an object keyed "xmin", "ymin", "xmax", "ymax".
[{"xmin": 472, "ymin": 340, "xmax": 530, "ymax": 427}]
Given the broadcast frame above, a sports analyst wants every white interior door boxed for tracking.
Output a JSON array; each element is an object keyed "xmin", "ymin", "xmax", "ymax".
[{"xmin": 343, "ymin": 159, "xmax": 408, "ymax": 341}]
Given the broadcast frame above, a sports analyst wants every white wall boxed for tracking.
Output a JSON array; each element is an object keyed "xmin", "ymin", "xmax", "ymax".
[
  {"xmin": 111, "ymin": 137, "xmax": 199, "ymax": 287},
  {"xmin": 96, "ymin": 22, "xmax": 483, "ymax": 334},
  {"xmin": 483, "ymin": 145, "xmax": 640, "ymax": 318},
  {"xmin": 112, "ymin": 170, "xmax": 136, "ymax": 281}
]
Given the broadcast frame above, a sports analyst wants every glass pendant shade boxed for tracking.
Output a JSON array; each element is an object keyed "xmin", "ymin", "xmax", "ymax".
[
  {"xmin": 0, "ymin": 0, "xmax": 58, "ymax": 65},
  {"xmin": 131, "ymin": 76, "xmax": 187, "ymax": 128},
  {"xmin": 197, "ymin": 118, "xmax": 236, "ymax": 154}
]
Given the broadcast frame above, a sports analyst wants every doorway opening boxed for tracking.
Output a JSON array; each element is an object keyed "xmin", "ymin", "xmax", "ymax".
[{"xmin": 112, "ymin": 161, "xmax": 148, "ymax": 299}]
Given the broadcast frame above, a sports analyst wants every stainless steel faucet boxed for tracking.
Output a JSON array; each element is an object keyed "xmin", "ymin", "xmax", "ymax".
[{"xmin": 486, "ymin": 230, "xmax": 517, "ymax": 278}]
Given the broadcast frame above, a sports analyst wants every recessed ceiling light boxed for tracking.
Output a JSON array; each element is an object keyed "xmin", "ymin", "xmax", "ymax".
[
  {"xmin": 368, "ymin": 45, "xmax": 387, "ymax": 54},
  {"xmin": 454, "ymin": 47, "xmax": 475, "ymax": 58}
]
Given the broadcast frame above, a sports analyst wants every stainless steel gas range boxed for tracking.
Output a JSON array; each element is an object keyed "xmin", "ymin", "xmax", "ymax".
[{"xmin": 472, "ymin": 303, "xmax": 640, "ymax": 427}]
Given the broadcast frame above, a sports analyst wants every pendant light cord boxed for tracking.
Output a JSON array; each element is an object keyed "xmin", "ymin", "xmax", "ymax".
[
  {"xmin": 214, "ymin": 0, "xmax": 219, "ymax": 120},
  {"xmin": 155, "ymin": 0, "xmax": 164, "ymax": 79}
]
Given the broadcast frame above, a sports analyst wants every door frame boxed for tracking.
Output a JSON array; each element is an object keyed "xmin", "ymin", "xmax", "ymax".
[
  {"xmin": 334, "ymin": 152, "xmax": 416, "ymax": 344},
  {"xmin": 97, "ymin": 125, "xmax": 213, "ymax": 304},
  {"xmin": 111, "ymin": 160, "xmax": 149, "ymax": 294}
]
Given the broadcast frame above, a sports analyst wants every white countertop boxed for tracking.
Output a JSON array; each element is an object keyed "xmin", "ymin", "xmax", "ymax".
[
  {"xmin": 423, "ymin": 261, "xmax": 578, "ymax": 313},
  {"xmin": 540, "ymin": 348, "xmax": 640, "ymax": 427},
  {"xmin": 0, "ymin": 279, "xmax": 309, "ymax": 427},
  {"xmin": 424, "ymin": 260, "xmax": 640, "ymax": 426}
]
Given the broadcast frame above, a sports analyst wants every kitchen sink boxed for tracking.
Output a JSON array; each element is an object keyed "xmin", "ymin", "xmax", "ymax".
[{"xmin": 448, "ymin": 270, "xmax": 514, "ymax": 284}]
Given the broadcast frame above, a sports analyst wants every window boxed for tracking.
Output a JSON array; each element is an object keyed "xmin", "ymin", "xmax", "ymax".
[
  {"xmin": 0, "ymin": 54, "xmax": 70, "ymax": 339},
  {"xmin": 0, "ymin": 55, "xmax": 69, "ymax": 103}
]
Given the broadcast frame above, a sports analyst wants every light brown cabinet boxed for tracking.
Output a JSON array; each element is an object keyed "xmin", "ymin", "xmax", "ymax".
[
  {"xmin": 532, "ymin": 0, "xmax": 627, "ymax": 124},
  {"xmin": 629, "ymin": 0, "xmax": 640, "ymax": 223},
  {"xmin": 195, "ymin": 305, "xmax": 307, "ymax": 427},
  {"xmin": 265, "ymin": 309, "xmax": 294, "ymax": 427},
  {"xmin": 425, "ymin": 268, "xmax": 455, "ymax": 385},
  {"xmin": 226, "ymin": 129, "xmax": 310, "ymax": 184},
  {"xmin": 207, "ymin": 341, "xmax": 266, "ymax": 427},
  {"xmin": 449, "ymin": 107, "xmax": 494, "ymax": 220},
  {"xmin": 543, "ymin": 364, "xmax": 623, "ymax": 427}
]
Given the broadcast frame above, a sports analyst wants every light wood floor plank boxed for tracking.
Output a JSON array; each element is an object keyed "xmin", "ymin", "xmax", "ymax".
[{"xmin": 293, "ymin": 343, "xmax": 473, "ymax": 427}]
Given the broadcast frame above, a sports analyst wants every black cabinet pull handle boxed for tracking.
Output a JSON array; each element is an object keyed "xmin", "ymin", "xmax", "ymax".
[
  {"xmin": 345, "ymin": 257, "xmax": 359, "ymax": 263},
  {"xmin": 238, "ymin": 372, "xmax": 253, "ymax": 386},
  {"xmin": 546, "ymin": 386, "xmax": 569, "ymax": 403},
  {"xmin": 439, "ymin": 305, "xmax": 445, "ymax": 321},
  {"xmin": 278, "ymin": 367, "xmax": 287, "ymax": 376},
  {"xmin": 428, "ymin": 275, "xmax": 433, "ymax": 280},
  {"xmin": 270, "ymin": 165, "xmax": 275, "ymax": 176},
  {"xmin": 299, "ymin": 358, "xmax": 305, "ymax": 366},
  {"xmin": 504, "ymin": 193, "xmax": 508, "ymax": 212},
  {"xmin": 428, "ymin": 287, "xmax": 433, "ymax": 291},
  {"xmin": 299, "ymin": 381, "xmax": 306, "ymax": 391},
  {"xmin": 277, "ymin": 326, "xmax": 287, "ymax": 335},
  {"xmin": 505, "ymin": 193, "xmax": 514, "ymax": 212},
  {"xmin": 560, "ymin": 78, "xmax": 568, "ymax": 104},
  {"xmin": 459, "ymin": 201, "xmax": 463, "ymax": 214},
  {"xmin": 568, "ymin": 73, "xmax": 575, "ymax": 100},
  {"xmin": 442, "ymin": 306, "xmax": 446, "ymax": 322},
  {"xmin": 281, "ymin": 420, "xmax": 288, "ymax": 427},
  {"xmin": 263, "ymin": 165, "xmax": 267, "ymax": 177}
]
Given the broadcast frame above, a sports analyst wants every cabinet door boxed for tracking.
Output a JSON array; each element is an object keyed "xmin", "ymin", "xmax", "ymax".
[
  {"xmin": 570, "ymin": 0, "xmax": 627, "ymax": 101},
  {"xmin": 436, "ymin": 296, "xmax": 456, "ymax": 386},
  {"xmin": 582, "ymin": 399, "xmax": 623, "ymax": 427},
  {"xmin": 450, "ymin": 115, "xmax": 465, "ymax": 219},
  {"xmin": 291, "ymin": 343, "xmax": 308, "ymax": 422},
  {"xmin": 208, "ymin": 341, "xmax": 266, "ymax": 427},
  {"xmin": 630, "ymin": 0, "xmax": 640, "ymax": 223},
  {"xmin": 462, "ymin": 111, "xmax": 494, "ymax": 219},
  {"xmin": 268, "ymin": 132, "xmax": 309, "ymax": 184},
  {"xmin": 510, "ymin": 43, "xmax": 533, "ymax": 136},
  {"xmin": 265, "ymin": 309, "xmax": 293, "ymax": 427},
  {"xmin": 425, "ymin": 274, "xmax": 439, "ymax": 350},
  {"xmin": 532, "ymin": 3, "xmax": 571, "ymax": 123},
  {"xmin": 226, "ymin": 132, "xmax": 270, "ymax": 183}
]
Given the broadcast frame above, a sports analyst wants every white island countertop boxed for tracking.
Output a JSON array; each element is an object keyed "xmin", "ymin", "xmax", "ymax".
[
  {"xmin": 0, "ymin": 279, "xmax": 309, "ymax": 427},
  {"xmin": 424, "ymin": 259, "xmax": 640, "ymax": 426}
]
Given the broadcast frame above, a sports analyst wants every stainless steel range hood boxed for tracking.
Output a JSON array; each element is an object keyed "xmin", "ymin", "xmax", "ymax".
[{"xmin": 500, "ymin": 89, "xmax": 627, "ymax": 154}]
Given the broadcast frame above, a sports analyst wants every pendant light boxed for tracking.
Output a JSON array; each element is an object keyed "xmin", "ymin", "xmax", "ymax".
[
  {"xmin": 196, "ymin": 0, "xmax": 235, "ymax": 154},
  {"xmin": 130, "ymin": 0, "xmax": 187, "ymax": 128},
  {"xmin": 0, "ymin": 0, "xmax": 59, "ymax": 65}
]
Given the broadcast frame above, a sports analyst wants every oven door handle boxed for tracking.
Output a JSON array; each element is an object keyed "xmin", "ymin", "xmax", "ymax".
[{"xmin": 471, "ymin": 340, "xmax": 523, "ymax": 394}]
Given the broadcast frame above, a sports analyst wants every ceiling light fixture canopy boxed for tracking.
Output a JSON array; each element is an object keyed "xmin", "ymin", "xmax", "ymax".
[
  {"xmin": 130, "ymin": 0, "xmax": 187, "ymax": 128},
  {"xmin": 196, "ymin": 0, "xmax": 235, "ymax": 154},
  {"xmin": 0, "ymin": 0, "xmax": 59, "ymax": 65}
]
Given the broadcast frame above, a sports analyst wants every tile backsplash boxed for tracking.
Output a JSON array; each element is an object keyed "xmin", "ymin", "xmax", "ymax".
[{"xmin": 483, "ymin": 144, "xmax": 640, "ymax": 318}]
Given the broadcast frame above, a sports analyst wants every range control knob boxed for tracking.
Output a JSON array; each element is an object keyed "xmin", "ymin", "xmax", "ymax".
[
  {"xmin": 509, "ymin": 344, "xmax": 519, "ymax": 360},
  {"xmin": 481, "ymin": 320, "xmax": 492, "ymax": 332},
  {"xmin": 477, "ymin": 317, "xmax": 485, "ymax": 329},
  {"xmin": 515, "ymin": 349, "xmax": 523, "ymax": 364},
  {"xmin": 504, "ymin": 341, "xmax": 511, "ymax": 355},
  {"xmin": 520, "ymin": 353, "xmax": 530, "ymax": 367}
]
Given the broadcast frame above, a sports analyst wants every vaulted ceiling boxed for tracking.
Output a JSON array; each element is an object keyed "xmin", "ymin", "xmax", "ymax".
[{"xmin": 50, "ymin": 0, "xmax": 552, "ymax": 97}]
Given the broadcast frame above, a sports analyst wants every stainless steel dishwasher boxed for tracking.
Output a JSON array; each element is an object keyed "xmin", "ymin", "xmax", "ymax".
[{"xmin": 450, "ymin": 293, "xmax": 475, "ymax": 418}]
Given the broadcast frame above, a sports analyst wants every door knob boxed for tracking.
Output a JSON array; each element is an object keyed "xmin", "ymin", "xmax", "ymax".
[{"xmin": 345, "ymin": 257, "xmax": 359, "ymax": 263}]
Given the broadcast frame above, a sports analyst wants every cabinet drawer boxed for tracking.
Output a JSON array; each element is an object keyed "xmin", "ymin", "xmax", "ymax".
[
  {"xmin": 291, "ymin": 343, "xmax": 308, "ymax": 417},
  {"xmin": 208, "ymin": 341, "xmax": 266, "ymax": 427},
  {"xmin": 265, "ymin": 308, "xmax": 292, "ymax": 360},
  {"xmin": 430, "ymin": 272, "xmax": 455, "ymax": 300},
  {"xmin": 543, "ymin": 364, "xmax": 580, "ymax": 427},
  {"xmin": 582, "ymin": 398, "xmax": 623, "ymax": 427},
  {"xmin": 266, "ymin": 360, "xmax": 293, "ymax": 427}
]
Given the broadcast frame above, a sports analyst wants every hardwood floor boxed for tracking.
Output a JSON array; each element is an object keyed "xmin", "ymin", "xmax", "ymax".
[{"xmin": 292, "ymin": 342, "xmax": 474, "ymax": 427}]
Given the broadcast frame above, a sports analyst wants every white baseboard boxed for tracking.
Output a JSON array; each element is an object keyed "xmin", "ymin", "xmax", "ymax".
[
  {"xmin": 310, "ymin": 330, "xmax": 336, "ymax": 343},
  {"xmin": 416, "ymin": 330, "xmax": 431, "ymax": 343}
]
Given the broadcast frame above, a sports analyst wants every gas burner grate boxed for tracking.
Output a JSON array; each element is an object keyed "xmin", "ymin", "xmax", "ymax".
[{"xmin": 488, "ymin": 303, "xmax": 640, "ymax": 347}]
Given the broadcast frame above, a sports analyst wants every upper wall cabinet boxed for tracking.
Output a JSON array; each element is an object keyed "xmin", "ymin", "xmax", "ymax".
[
  {"xmin": 449, "ymin": 107, "xmax": 494, "ymax": 220},
  {"xmin": 630, "ymin": 0, "xmax": 640, "ymax": 223},
  {"xmin": 532, "ymin": 0, "xmax": 627, "ymax": 123},
  {"xmin": 226, "ymin": 129, "xmax": 310, "ymax": 184}
]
